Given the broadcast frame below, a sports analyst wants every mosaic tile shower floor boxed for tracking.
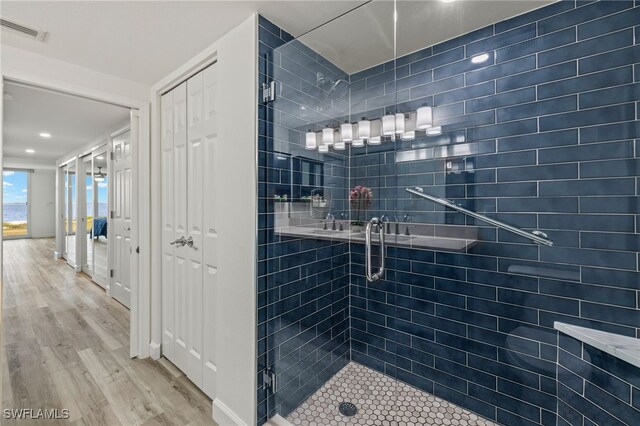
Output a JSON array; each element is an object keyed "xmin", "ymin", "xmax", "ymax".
[{"xmin": 287, "ymin": 363, "xmax": 497, "ymax": 426}]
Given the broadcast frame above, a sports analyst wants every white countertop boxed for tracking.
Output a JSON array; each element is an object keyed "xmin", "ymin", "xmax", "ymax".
[
  {"xmin": 554, "ymin": 322, "xmax": 640, "ymax": 368},
  {"xmin": 276, "ymin": 225, "xmax": 477, "ymax": 252}
]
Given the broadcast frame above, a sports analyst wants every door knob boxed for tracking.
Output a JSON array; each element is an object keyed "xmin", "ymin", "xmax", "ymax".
[
  {"xmin": 185, "ymin": 236, "xmax": 194, "ymax": 248},
  {"xmin": 170, "ymin": 236, "xmax": 186, "ymax": 246}
]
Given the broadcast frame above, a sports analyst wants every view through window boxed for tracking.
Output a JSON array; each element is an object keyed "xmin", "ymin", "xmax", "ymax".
[{"xmin": 3, "ymin": 170, "xmax": 29, "ymax": 238}]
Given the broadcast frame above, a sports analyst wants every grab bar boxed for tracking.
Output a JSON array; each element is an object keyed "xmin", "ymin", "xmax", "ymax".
[
  {"xmin": 365, "ymin": 217, "xmax": 386, "ymax": 282},
  {"xmin": 406, "ymin": 187, "xmax": 553, "ymax": 246}
]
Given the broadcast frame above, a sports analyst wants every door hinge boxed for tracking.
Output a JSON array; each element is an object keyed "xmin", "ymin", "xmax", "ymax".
[
  {"xmin": 262, "ymin": 368, "xmax": 278, "ymax": 394},
  {"xmin": 110, "ymin": 269, "xmax": 114, "ymax": 278},
  {"xmin": 110, "ymin": 210, "xmax": 115, "ymax": 219},
  {"xmin": 110, "ymin": 152, "xmax": 114, "ymax": 161},
  {"xmin": 261, "ymin": 81, "xmax": 276, "ymax": 103},
  {"xmin": 136, "ymin": 246, "xmax": 140, "ymax": 254}
]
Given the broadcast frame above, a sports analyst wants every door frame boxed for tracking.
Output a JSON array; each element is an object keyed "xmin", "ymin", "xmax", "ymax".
[{"xmin": 0, "ymin": 73, "xmax": 151, "ymax": 359}]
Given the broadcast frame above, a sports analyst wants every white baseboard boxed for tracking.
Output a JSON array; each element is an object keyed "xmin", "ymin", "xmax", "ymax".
[
  {"xmin": 149, "ymin": 341, "xmax": 161, "ymax": 360},
  {"xmin": 212, "ymin": 399, "xmax": 247, "ymax": 426}
]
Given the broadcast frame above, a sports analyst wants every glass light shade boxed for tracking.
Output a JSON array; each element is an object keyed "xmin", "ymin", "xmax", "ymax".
[
  {"xmin": 382, "ymin": 114, "xmax": 395, "ymax": 135},
  {"xmin": 426, "ymin": 126, "xmax": 443, "ymax": 136},
  {"xmin": 318, "ymin": 144, "xmax": 329, "ymax": 153},
  {"xmin": 334, "ymin": 140, "xmax": 346, "ymax": 150},
  {"xmin": 351, "ymin": 138, "xmax": 365, "ymax": 147},
  {"xmin": 368, "ymin": 119, "xmax": 382, "ymax": 145},
  {"xmin": 305, "ymin": 130, "xmax": 317, "ymax": 150},
  {"xmin": 405, "ymin": 112, "xmax": 417, "ymax": 132},
  {"xmin": 416, "ymin": 106, "xmax": 433, "ymax": 129},
  {"xmin": 357, "ymin": 118, "xmax": 370, "ymax": 140},
  {"xmin": 322, "ymin": 127, "xmax": 334, "ymax": 145},
  {"xmin": 340, "ymin": 122, "xmax": 353, "ymax": 142},
  {"xmin": 395, "ymin": 113, "xmax": 405, "ymax": 134},
  {"xmin": 401, "ymin": 131, "xmax": 416, "ymax": 141}
]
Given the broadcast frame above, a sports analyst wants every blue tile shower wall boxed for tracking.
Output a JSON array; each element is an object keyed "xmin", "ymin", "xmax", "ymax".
[
  {"xmin": 349, "ymin": 1, "xmax": 640, "ymax": 425},
  {"xmin": 258, "ymin": 0, "xmax": 640, "ymax": 424},
  {"xmin": 557, "ymin": 334, "xmax": 640, "ymax": 425},
  {"xmin": 257, "ymin": 16, "xmax": 351, "ymax": 424}
]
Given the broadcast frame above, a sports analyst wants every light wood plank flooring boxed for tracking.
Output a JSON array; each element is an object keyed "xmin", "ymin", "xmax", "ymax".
[{"xmin": 2, "ymin": 238, "xmax": 216, "ymax": 425}]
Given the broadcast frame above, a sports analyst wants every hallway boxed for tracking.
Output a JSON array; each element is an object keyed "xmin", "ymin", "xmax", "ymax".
[{"xmin": 2, "ymin": 238, "xmax": 216, "ymax": 425}]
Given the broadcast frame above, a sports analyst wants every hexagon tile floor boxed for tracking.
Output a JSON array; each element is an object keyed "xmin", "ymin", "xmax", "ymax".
[{"xmin": 286, "ymin": 362, "xmax": 497, "ymax": 426}]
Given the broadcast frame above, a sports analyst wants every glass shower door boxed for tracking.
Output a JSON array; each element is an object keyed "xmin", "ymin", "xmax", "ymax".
[{"xmin": 258, "ymin": 1, "xmax": 400, "ymax": 423}]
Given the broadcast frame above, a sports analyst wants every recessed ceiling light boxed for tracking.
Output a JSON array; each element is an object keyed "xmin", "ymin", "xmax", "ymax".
[
  {"xmin": 471, "ymin": 53, "xmax": 490, "ymax": 64},
  {"xmin": 25, "ymin": 149, "xmax": 35, "ymax": 154},
  {"xmin": 440, "ymin": 0, "xmax": 456, "ymax": 3},
  {"xmin": 39, "ymin": 132, "xmax": 51, "ymax": 138},
  {"xmin": 96, "ymin": 156, "xmax": 104, "ymax": 160}
]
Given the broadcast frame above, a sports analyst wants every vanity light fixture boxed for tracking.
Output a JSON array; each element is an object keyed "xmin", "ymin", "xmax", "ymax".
[
  {"xmin": 471, "ymin": 53, "xmax": 490, "ymax": 64},
  {"xmin": 305, "ymin": 130, "xmax": 317, "ymax": 150},
  {"xmin": 308, "ymin": 106, "xmax": 445, "ymax": 152}
]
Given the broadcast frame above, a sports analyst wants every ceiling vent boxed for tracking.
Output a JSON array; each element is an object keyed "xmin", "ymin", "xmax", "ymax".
[{"xmin": 0, "ymin": 18, "xmax": 47, "ymax": 41}]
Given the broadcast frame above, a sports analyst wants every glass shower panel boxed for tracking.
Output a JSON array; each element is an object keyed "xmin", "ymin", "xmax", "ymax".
[{"xmin": 259, "ymin": 1, "xmax": 398, "ymax": 422}]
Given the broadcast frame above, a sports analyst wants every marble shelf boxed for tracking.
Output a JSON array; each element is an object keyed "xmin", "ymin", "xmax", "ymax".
[{"xmin": 554, "ymin": 322, "xmax": 640, "ymax": 369}]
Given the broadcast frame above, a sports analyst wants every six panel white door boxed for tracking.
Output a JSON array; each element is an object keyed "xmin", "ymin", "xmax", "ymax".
[
  {"xmin": 111, "ymin": 128, "xmax": 132, "ymax": 308},
  {"xmin": 161, "ymin": 64, "xmax": 217, "ymax": 399}
]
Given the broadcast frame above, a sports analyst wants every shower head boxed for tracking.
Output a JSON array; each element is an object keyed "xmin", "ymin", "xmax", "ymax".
[
  {"xmin": 317, "ymin": 72, "xmax": 350, "ymax": 98},
  {"xmin": 328, "ymin": 79, "xmax": 350, "ymax": 98}
]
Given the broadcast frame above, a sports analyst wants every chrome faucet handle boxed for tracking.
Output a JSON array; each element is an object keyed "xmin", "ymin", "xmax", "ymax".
[{"xmin": 403, "ymin": 214, "xmax": 412, "ymax": 236}]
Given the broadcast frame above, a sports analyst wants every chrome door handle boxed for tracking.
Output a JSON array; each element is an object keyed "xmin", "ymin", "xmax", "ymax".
[
  {"xmin": 185, "ymin": 236, "xmax": 194, "ymax": 248},
  {"xmin": 170, "ymin": 236, "xmax": 186, "ymax": 246},
  {"xmin": 365, "ymin": 217, "xmax": 385, "ymax": 282}
]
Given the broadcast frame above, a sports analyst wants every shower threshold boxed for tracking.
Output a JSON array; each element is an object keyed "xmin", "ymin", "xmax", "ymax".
[{"xmin": 286, "ymin": 362, "xmax": 497, "ymax": 426}]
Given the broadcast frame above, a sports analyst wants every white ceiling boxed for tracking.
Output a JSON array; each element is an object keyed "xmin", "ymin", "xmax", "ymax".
[
  {"xmin": 0, "ymin": 1, "xmax": 365, "ymax": 86},
  {"xmin": 303, "ymin": 0, "xmax": 555, "ymax": 74},
  {"xmin": 0, "ymin": 1, "xmax": 555, "ymax": 85},
  {"xmin": 3, "ymin": 82, "xmax": 130, "ymax": 163}
]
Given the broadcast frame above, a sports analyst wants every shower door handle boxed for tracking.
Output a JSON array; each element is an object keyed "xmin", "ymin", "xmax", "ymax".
[{"xmin": 365, "ymin": 217, "xmax": 385, "ymax": 282}]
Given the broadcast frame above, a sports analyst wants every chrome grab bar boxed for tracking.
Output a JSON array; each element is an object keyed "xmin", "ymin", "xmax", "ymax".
[
  {"xmin": 365, "ymin": 217, "xmax": 386, "ymax": 282},
  {"xmin": 406, "ymin": 187, "xmax": 554, "ymax": 247}
]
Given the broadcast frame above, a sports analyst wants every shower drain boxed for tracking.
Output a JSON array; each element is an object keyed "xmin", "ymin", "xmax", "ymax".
[{"xmin": 338, "ymin": 402, "xmax": 358, "ymax": 416}]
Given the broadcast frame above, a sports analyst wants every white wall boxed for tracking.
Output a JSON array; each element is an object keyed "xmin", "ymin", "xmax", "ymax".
[
  {"xmin": 150, "ymin": 14, "xmax": 257, "ymax": 426},
  {"xmin": 29, "ymin": 170, "xmax": 56, "ymax": 238}
]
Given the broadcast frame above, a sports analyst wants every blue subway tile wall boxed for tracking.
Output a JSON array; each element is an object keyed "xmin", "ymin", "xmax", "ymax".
[
  {"xmin": 558, "ymin": 335, "xmax": 640, "ymax": 425},
  {"xmin": 347, "ymin": 1, "xmax": 640, "ymax": 425},
  {"xmin": 258, "ymin": 0, "xmax": 640, "ymax": 424}
]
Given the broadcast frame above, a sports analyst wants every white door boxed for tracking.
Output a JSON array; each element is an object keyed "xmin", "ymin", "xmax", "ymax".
[
  {"xmin": 111, "ymin": 128, "xmax": 132, "ymax": 308},
  {"xmin": 186, "ymin": 72, "xmax": 204, "ymax": 388},
  {"xmin": 201, "ymin": 64, "xmax": 218, "ymax": 398},
  {"xmin": 160, "ymin": 64, "xmax": 217, "ymax": 399}
]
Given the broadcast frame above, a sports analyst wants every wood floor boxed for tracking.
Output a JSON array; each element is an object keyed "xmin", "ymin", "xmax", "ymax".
[{"xmin": 2, "ymin": 238, "xmax": 216, "ymax": 425}]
